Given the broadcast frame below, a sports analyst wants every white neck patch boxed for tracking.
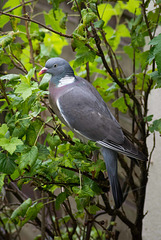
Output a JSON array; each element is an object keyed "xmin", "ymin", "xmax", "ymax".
[{"xmin": 57, "ymin": 75, "xmax": 75, "ymax": 87}]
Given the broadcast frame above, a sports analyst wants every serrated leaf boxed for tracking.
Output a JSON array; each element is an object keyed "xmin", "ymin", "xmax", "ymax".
[
  {"xmin": 74, "ymin": 46, "xmax": 96, "ymax": 68},
  {"xmin": 19, "ymin": 146, "xmax": 38, "ymax": 170},
  {"xmin": 55, "ymin": 192, "xmax": 66, "ymax": 210},
  {"xmin": 0, "ymin": 137, "xmax": 23, "ymax": 155}
]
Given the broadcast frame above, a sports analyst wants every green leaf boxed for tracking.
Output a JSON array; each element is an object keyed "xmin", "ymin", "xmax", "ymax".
[
  {"xmin": 0, "ymin": 124, "xmax": 8, "ymax": 136},
  {"xmin": 20, "ymin": 202, "xmax": 43, "ymax": 227},
  {"xmin": 46, "ymin": 134, "xmax": 61, "ymax": 150},
  {"xmin": 37, "ymin": 143, "xmax": 49, "ymax": 161},
  {"xmin": 144, "ymin": 115, "xmax": 153, "ymax": 122},
  {"xmin": 75, "ymin": 195, "xmax": 90, "ymax": 210},
  {"xmin": 81, "ymin": 8, "xmax": 97, "ymax": 25},
  {"xmin": 149, "ymin": 119, "xmax": 161, "ymax": 133},
  {"xmin": 0, "ymin": 153, "xmax": 16, "ymax": 174},
  {"xmin": 0, "ymin": 74, "xmax": 20, "ymax": 81},
  {"xmin": 135, "ymin": 73, "xmax": 150, "ymax": 91},
  {"xmin": 94, "ymin": 20, "xmax": 104, "ymax": 29},
  {"xmin": 131, "ymin": 31, "xmax": 145, "ymax": 48},
  {"xmin": 40, "ymin": 32, "xmax": 68, "ymax": 58},
  {"xmin": 150, "ymin": 71, "xmax": 161, "ymax": 88},
  {"xmin": 11, "ymin": 198, "xmax": 32, "ymax": 221},
  {"xmin": 124, "ymin": 0, "xmax": 141, "ymax": 15},
  {"xmin": 112, "ymin": 95, "xmax": 131, "ymax": 113},
  {"xmin": 55, "ymin": 192, "xmax": 66, "ymax": 210},
  {"xmin": 39, "ymin": 73, "xmax": 51, "ymax": 90},
  {"xmin": 0, "ymin": 137, "xmax": 23, "ymax": 155},
  {"xmin": 51, "ymin": 0, "xmax": 61, "ymax": 11},
  {"xmin": 19, "ymin": 146, "xmax": 38, "ymax": 170},
  {"xmin": 27, "ymin": 67, "xmax": 36, "ymax": 80},
  {"xmin": 0, "ymin": 15, "xmax": 10, "ymax": 28},
  {"xmin": 140, "ymin": 51, "xmax": 149, "ymax": 71},
  {"xmin": 74, "ymin": 46, "xmax": 96, "ymax": 68},
  {"xmin": 149, "ymin": 34, "xmax": 161, "ymax": 74},
  {"xmin": 44, "ymin": 9, "xmax": 66, "ymax": 33},
  {"xmin": 12, "ymin": 116, "xmax": 30, "ymax": 138},
  {"xmin": 3, "ymin": 0, "xmax": 20, "ymax": 10},
  {"xmin": 0, "ymin": 34, "xmax": 14, "ymax": 48},
  {"xmin": 87, "ymin": 205, "xmax": 100, "ymax": 215},
  {"xmin": 98, "ymin": 3, "xmax": 116, "ymax": 26},
  {"xmin": 59, "ymin": 15, "xmax": 67, "ymax": 29},
  {"xmin": 15, "ymin": 82, "xmax": 32, "ymax": 100}
]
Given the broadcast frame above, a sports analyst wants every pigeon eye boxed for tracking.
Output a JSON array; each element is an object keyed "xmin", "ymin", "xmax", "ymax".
[{"xmin": 53, "ymin": 64, "xmax": 57, "ymax": 68}]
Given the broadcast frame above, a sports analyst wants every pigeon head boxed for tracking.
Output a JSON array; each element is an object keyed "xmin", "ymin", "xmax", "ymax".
[{"xmin": 39, "ymin": 57, "xmax": 74, "ymax": 78}]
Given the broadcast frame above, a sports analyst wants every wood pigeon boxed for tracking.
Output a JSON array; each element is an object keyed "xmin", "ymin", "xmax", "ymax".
[{"xmin": 39, "ymin": 57, "xmax": 147, "ymax": 208}]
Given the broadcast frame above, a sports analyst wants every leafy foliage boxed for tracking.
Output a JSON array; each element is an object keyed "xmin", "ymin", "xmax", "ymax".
[{"xmin": 0, "ymin": 0, "xmax": 160, "ymax": 239}]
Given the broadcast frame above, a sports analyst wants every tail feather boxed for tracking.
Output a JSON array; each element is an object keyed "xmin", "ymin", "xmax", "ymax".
[{"xmin": 101, "ymin": 147, "xmax": 123, "ymax": 208}]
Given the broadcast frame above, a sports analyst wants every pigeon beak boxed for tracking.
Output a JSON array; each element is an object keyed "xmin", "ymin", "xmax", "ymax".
[{"xmin": 38, "ymin": 67, "xmax": 48, "ymax": 75}]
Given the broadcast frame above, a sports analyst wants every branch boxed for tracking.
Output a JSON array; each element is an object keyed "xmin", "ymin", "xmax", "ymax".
[{"xmin": 0, "ymin": 11, "xmax": 72, "ymax": 39}]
